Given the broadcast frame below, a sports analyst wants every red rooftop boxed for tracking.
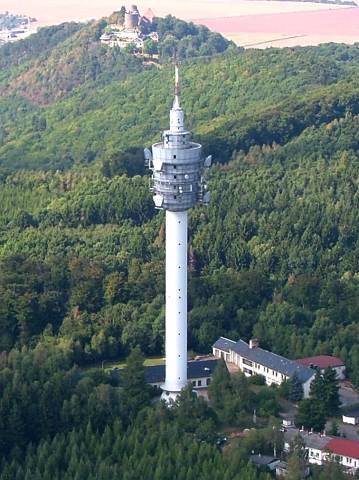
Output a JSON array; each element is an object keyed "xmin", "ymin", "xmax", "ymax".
[
  {"xmin": 327, "ymin": 438, "xmax": 359, "ymax": 460},
  {"xmin": 295, "ymin": 355, "xmax": 344, "ymax": 369}
]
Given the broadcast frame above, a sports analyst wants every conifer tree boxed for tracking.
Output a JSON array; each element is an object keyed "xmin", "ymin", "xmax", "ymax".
[
  {"xmin": 322, "ymin": 367, "xmax": 340, "ymax": 416},
  {"xmin": 288, "ymin": 372, "xmax": 304, "ymax": 402},
  {"xmin": 310, "ymin": 370, "xmax": 326, "ymax": 403},
  {"xmin": 120, "ymin": 346, "xmax": 151, "ymax": 422},
  {"xmin": 295, "ymin": 399, "xmax": 326, "ymax": 432}
]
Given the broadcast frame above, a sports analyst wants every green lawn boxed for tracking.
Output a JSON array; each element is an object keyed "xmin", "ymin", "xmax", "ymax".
[
  {"xmin": 84, "ymin": 356, "xmax": 166, "ymax": 372},
  {"xmin": 84, "ymin": 351, "xmax": 202, "ymax": 372}
]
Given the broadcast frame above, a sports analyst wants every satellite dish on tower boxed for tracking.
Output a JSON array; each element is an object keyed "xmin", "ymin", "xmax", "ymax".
[{"xmin": 144, "ymin": 148, "xmax": 152, "ymax": 167}]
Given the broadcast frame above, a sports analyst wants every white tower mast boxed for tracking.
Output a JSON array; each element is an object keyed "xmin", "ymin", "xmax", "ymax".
[{"xmin": 146, "ymin": 66, "xmax": 211, "ymax": 401}]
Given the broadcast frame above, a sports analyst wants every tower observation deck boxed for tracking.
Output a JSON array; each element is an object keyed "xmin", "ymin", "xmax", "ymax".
[{"xmin": 145, "ymin": 66, "xmax": 211, "ymax": 401}]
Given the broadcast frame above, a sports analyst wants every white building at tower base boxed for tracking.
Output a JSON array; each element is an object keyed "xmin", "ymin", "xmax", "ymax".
[{"xmin": 213, "ymin": 336, "xmax": 315, "ymax": 398}]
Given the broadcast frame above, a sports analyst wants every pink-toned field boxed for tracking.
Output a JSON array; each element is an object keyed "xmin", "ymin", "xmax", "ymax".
[
  {"xmin": 195, "ymin": 8, "xmax": 359, "ymax": 35},
  {"xmin": 194, "ymin": 7, "xmax": 359, "ymax": 47},
  {"xmin": 0, "ymin": 0, "xmax": 357, "ymax": 48},
  {"xmin": 0, "ymin": 0, "xmax": 349, "ymax": 25}
]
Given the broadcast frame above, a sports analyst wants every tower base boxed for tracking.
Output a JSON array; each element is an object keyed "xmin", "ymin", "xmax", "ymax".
[
  {"xmin": 161, "ymin": 383, "xmax": 198, "ymax": 404},
  {"xmin": 161, "ymin": 389, "xmax": 180, "ymax": 403},
  {"xmin": 160, "ymin": 382, "xmax": 187, "ymax": 403}
]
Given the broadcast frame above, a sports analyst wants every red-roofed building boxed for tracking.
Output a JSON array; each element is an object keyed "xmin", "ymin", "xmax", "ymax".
[
  {"xmin": 284, "ymin": 430, "xmax": 359, "ymax": 474},
  {"xmin": 295, "ymin": 355, "xmax": 345, "ymax": 379},
  {"xmin": 327, "ymin": 438, "xmax": 359, "ymax": 471},
  {"xmin": 143, "ymin": 8, "xmax": 155, "ymax": 22}
]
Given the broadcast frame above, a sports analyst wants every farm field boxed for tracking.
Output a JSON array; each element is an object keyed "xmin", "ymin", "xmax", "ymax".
[
  {"xmin": 0, "ymin": 0, "xmax": 349, "ymax": 26},
  {"xmin": 0, "ymin": 0, "xmax": 356, "ymax": 48},
  {"xmin": 194, "ymin": 7, "xmax": 359, "ymax": 47}
]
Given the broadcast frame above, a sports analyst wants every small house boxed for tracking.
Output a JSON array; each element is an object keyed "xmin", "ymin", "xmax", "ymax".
[
  {"xmin": 342, "ymin": 408, "xmax": 359, "ymax": 425},
  {"xmin": 249, "ymin": 454, "xmax": 280, "ymax": 471}
]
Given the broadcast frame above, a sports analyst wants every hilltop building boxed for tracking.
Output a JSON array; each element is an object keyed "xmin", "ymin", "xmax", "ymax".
[
  {"xmin": 124, "ymin": 4, "xmax": 140, "ymax": 29},
  {"xmin": 144, "ymin": 8, "xmax": 155, "ymax": 22},
  {"xmin": 100, "ymin": 5, "xmax": 158, "ymax": 53},
  {"xmin": 213, "ymin": 337, "xmax": 315, "ymax": 397}
]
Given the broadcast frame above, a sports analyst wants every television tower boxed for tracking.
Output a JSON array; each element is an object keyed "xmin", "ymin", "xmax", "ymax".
[{"xmin": 145, "ymin": 66, "xmax": 211, "ymax": 401}]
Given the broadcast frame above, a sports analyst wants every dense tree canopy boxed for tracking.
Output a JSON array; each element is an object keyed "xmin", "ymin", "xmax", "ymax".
[
  {"xmin": 1, "ymin": 19, "xmax": 359, "ymax": 478},
  {"xmin": 0, "ymin": 42, "xmax": 359, "ymax": 381}
]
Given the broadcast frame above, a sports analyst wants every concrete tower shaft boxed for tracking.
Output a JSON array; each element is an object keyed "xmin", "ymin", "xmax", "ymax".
[
  {"xmin": 145, "ymin": 66, "xmax": 211, "ymax": 401},
  {"xmin": 164, "ymin": 209, "xmax": 188, "ymax": 399}
]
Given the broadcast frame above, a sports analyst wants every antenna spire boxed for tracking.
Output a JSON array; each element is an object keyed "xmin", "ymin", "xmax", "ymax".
[{"xmin": 173, "ymin": 63, "xmax": 180, "ymax": 109}]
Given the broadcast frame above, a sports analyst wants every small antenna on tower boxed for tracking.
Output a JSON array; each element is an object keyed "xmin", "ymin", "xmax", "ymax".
[
  {"xmin": 173, "ymin": 61, "xmax": 181, "ymax": 109},
  {"xmin": 175, "ymin": 63, "xmax": 180, "ymax": 97}
]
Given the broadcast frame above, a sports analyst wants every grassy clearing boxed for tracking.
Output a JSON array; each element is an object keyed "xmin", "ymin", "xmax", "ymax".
[{"xmin": 83, "ymin": 356, "xmax": 166, "ymax": 372}]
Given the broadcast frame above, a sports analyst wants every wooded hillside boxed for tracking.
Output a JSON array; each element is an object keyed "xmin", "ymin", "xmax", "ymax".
[
  {"xmin": 1, "ymin": 40, "xmax": 359, "ymax": 371},
  {"xmin": 1, "ymin": 20, "xmax": 359, "ymax": 478}
]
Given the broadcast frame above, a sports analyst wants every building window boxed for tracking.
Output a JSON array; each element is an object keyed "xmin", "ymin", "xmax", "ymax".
[
  {"xmin": 198, "ymin": 380, "xmax": 202, "ymax": 387},
  {"xmin": 206, "ymin": 378, "xmax": 211, "ymax": 386},
  {"xmin": 243, "ymin": 359, "xmax": 253, "ymax": 367},
  {"xmin": 243, "ymin": 368, "xmax": 252, "ymax": 375},
  {"xmin": 192, "ymin": 381, "xmax": 196, "ymax": 386}
]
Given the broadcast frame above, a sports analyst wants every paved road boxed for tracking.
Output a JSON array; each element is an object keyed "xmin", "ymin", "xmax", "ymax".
[
  {"xmin": 337, "ymin": 423, "xmax": 359, "ymax": 441},
  {"xmin": 339, "ymin": 381, "xmax": 359, "ymax": 407}
]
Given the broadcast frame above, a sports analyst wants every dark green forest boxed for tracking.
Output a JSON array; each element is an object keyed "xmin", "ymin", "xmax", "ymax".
[{"xmin": 1, "ymin": 13, "xmax": 359, "ymax": 478}]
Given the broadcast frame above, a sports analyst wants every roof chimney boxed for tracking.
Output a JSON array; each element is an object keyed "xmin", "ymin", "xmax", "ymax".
[{"xmin": 249, "ymin": 338, "xmax": 259, "ymax": 349}]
